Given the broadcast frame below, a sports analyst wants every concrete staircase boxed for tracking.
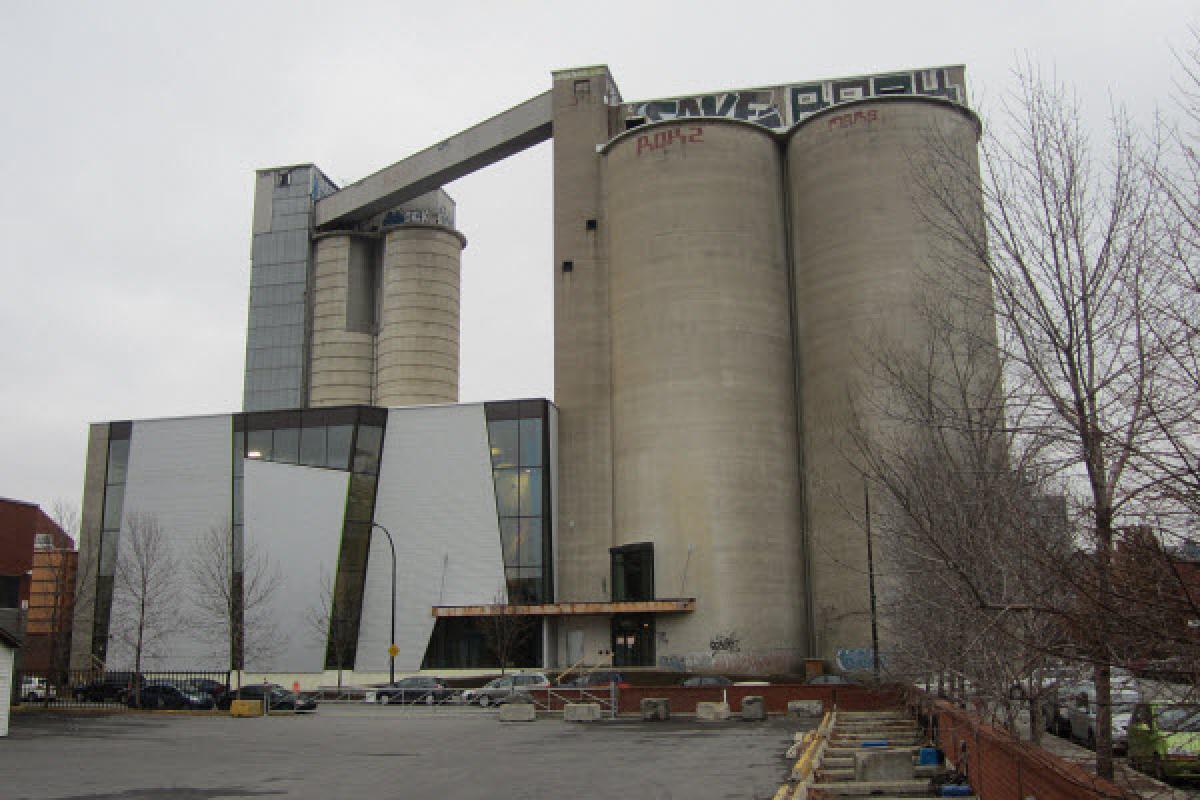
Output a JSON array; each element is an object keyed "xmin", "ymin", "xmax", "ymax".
[{"xmin": 773, "ymin": 710, "xmax": 978, "ymax": 799}]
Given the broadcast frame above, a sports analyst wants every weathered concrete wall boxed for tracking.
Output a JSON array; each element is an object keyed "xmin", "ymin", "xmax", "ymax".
[
  {"xmin": 787, "ymin": 99, "xmax": 984, "ymax": 661},
  {"xmin": 309, "ymin": 235, "xmax": 374, "ymax": 406},
  {"xmin": 376, "ymin": 225, "xmax": 464, "ymax": 406},
  {"xmin": 604, "ymin": 119, "xmax": 807, "ymax": 668},
  {"xmin": 552, "ymin": 67, "xmax": 621, "ymax": 605}
]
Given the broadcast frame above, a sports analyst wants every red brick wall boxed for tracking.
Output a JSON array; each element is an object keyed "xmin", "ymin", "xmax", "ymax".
[
  {"xmin": 0, "ymin": 498, "xmax": 38, "ymax": 578},
  {"xmin": 918, "ymin": 695, "xmax": 1135, "ymax": 800}
]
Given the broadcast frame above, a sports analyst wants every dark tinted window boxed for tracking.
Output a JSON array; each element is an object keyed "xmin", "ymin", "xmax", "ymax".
[{"xmin": 0, "ymin": 575, "xmax": 19, "ymax": 608}]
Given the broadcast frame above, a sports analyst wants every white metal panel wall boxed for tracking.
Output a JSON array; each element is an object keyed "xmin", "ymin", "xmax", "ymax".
[
  {"xmin": 0, "ymin": 644, "xmax": 12, "ymax": 736},
  {"xmin": 243, "ymin": 459, "xmax": 349, "ymax": 673},
  {"xmin": 357, "ymin": 404, "xmax": 505, "ymax": 671},
  {"xmin": 108, "ymin": 416, "xmax": 232, "ymax": 671}
]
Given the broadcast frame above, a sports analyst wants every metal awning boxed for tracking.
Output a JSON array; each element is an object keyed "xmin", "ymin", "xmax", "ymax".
[{"xmin": 431, "ymin": 598, "xmax": 695, "ymax": 618}]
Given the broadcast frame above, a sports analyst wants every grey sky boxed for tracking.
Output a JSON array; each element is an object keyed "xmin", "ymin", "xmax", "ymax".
[{"xmin": 0, "ymin": 0, "xmax": 1192, "ymax": 515}]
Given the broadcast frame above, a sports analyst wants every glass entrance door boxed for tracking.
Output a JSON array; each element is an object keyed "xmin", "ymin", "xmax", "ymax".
[{"xmin": 611, "ymin": 614, "xmax": 655, "ymax": 667}]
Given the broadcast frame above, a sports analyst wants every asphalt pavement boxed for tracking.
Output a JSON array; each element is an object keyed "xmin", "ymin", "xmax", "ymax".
[{"xmin": 0, "ymin": 704, "xmax": 809, "ymax": 800}]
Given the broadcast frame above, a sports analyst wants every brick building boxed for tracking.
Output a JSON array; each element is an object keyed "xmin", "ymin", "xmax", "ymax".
[{"xmin": 0, "ymin": 498, "xmax": 75, "ymax": 672}]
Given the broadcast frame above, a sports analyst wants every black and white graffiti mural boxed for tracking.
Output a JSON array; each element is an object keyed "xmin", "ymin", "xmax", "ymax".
[
  {"xmin": 790, "ymin": 68, "xmax": 962, "ymax": 123},
  {"xmin": 624, "ymin": 67, "xmax": 965, "ymax": 131},
  {"xmin": 629, "ymin": 90, "xmax": 783, "ymax": 128}
]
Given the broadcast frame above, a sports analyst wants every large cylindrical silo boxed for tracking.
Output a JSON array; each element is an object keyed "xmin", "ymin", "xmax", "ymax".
[
  {"xmin": 309, "ymin": 234, "xmax": 375, "ymax": 406},
  {"xmin": 376, "ymin": 224, "xmax": 466, "ymax": 406},
  {"xmin": 604, "ymin": 119, "xmax": 807, "ymax": 667},
  {"xmin": 786, "ymin": 98, "xmax": 985, "ymax": 660}
]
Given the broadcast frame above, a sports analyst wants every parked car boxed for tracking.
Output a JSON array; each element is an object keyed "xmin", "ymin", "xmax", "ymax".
[
  {"xmin": 20, "ymin": 676, "xmax": 56, "ymax": 703},
  {"xmin": 680, "ymin": 675, "xmax": 731, "ymax": 687},
  {"xmin": 556, "ymin": 671, "xmax": 630, "ymax": 690},
  {"xmin": 807, "ymin": 674, "xmax": 858, "ymax": 685},
  {"xmin": 126, "ymin": 681, "xmax": 215, "ymax": 710},
  {"xmin": 463, "ymin": 672, "xmax": 551, "ymax": 706},
  {"xmin": 179, "ymin": 678, "xmax": 227, "ymax": 700},
  {"xmin": 216, "ymin": 684, "xmax": 318, "ymax": 712},
  {"xmin": 1041, "ymin": 681, "xmax": 1092, "ymax": 737},
  {"xmin": 73, "ymin": 672, "xmax": 142, "ymax": 703},
  {"xmin": 369, "ymin": 676, "xmax": 454, "ymax": 705},
  {"xmin": 1068, "ymin": 686, "xmax": 1139, "ymax": 752},
  {"xmin": 1128, "ymin": 703, "xmax": 1200, "ymax": 781}
]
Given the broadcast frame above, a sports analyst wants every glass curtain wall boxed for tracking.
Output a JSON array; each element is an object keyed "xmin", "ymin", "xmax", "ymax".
[
  {"xmin": 231, "ymin": 406, "xmax": 386, "ymax": 670},
  {"xmin": 485, "ymin": 400, "xmax": 551, "ymax": 604},
  {"xmin": 91, "ymin": 421, "xmax": 131, "ymax": 663}
]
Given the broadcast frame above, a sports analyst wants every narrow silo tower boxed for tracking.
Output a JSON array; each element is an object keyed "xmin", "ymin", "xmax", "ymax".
[{"xmin": 376, "ymin": 224, "xmax": 466, "ymax": 406}]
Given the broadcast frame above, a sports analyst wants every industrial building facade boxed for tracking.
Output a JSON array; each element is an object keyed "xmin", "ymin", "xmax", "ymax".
[{"xmin": 71, "ymin": 65, "xmax": 986, "ymax": 678}]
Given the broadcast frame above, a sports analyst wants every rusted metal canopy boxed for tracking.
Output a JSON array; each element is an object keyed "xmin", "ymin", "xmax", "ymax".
[{"xmin": 431, "ymin": 598, "xmax": 695, "ymax": 618}]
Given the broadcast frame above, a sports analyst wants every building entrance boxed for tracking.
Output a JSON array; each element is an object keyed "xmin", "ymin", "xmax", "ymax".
[{"xmin": 611, "ymin": 614, "xmax": 654, "ymax": 667}]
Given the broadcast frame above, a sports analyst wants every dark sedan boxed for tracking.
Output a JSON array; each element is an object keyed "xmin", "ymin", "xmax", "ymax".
[
  {"xmin": 217, "ymin": 684, "xmax": 318, "ymax": 712},
  {"xmin": 371, "ymin": 676, "xmax": 454, "ymax": 705},
  {"xmin": 126, "ymin": 682, "xmax": 215, "ymax": 710}
]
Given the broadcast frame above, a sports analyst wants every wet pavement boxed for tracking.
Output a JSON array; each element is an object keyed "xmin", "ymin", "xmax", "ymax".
[{"xmin": 1, "ymin": 705, "xmax": 812, "ymax": 800}]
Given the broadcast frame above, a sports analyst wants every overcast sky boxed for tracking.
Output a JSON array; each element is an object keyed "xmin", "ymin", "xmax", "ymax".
[{"xmin": 0, "ymin": 0, "xmax": 1193, "ymax": 517}]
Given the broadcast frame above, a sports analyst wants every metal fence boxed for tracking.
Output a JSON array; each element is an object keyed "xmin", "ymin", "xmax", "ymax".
[{"xmin": 14, "ymin": 669, "xmax": 232, "ymax": 710}]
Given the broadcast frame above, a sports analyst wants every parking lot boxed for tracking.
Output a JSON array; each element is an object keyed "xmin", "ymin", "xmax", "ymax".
[{"xmin": 1, "ymin": 704, "xmax": 807, "ymax": 800}]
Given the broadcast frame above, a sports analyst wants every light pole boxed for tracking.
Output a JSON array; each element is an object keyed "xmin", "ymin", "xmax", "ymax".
[{"xmin": 371, "ymin": 522, "xmax": 398, "ymax": 686}]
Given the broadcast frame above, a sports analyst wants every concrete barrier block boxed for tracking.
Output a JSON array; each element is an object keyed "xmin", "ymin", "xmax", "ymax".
[
  {"xmin": 741, "ymin": 695, "xmax": 766, "ymax": 721},
  {"xmin": 641, "ymin": 697, "xmax": 670, "ymax": 721},
  {"xmin": 229, "ymin": 700, "xmax": 263, "ymax": 717},
  {"xmin": 854, "ymin": 750, "xmax": 914, "ymax": 781},
  {"xmin": 696, "ymin": 701, "xmax": 731, "ymax": 721},
  {"xmin": 787, "ymin": 699, "xmax": 823, "ymax": 717},
  {"xmin": 564, "ymin": 703, "xmax": 602, "ymax": 722},
  {"xmin": 499, "ymin": 703, "xmax": 536, "ymax": 722}
]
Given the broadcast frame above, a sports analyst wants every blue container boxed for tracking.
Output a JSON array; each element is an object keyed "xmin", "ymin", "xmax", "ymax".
[
  {"xmin": 919, "ymin": 746, "xmax": 943, "ymax": 765},
  {"xmin": 940, "ymin": 786, "xmax": 973, "ymax": 797},
  {"xmin": 860, "ymin": 739, "xmax": 889, "ymax": 748}
]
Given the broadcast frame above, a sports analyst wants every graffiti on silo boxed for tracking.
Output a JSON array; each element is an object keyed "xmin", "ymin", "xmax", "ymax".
[
  {"xmin": 790, "ymin": 67, "xmax": 963, "ymax": 123},
  {"xmin": 624, "ymin": 67, "xmax": 965, "ymax": 131},
  {"xmin": 630, "ymin": 90, "xmax": 783, "ymax": 128}
]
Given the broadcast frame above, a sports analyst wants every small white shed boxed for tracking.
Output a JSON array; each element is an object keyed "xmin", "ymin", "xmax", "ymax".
[{"xmin": 0, "ymin": 628, "xmax": 19, "ymax": 737}]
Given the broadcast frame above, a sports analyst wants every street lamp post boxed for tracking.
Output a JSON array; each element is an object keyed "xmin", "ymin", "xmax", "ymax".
[{"xmin": 371, "ymin": 522, "xmax": 398, "ymax": 686}]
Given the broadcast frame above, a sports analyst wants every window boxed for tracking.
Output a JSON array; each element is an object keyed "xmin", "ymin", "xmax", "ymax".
[
  {"xmin": 277, "ymin": 170, "xmax": 291, "ymax": 187},
  {"xmin": 611, "ymin": 543, "xmax": 654, "ymax": 602},
  {"xmin": 35, "ymin": 533, "xmax": 53, "ymax": 550}
]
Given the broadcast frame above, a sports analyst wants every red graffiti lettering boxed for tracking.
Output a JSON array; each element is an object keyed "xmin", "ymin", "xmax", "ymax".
[
  {"xmin": 827, "ymin": 109, "xmax": 880, "ymax": 129},
  {"xmin": 635, "ymin": 126, "xmax": 704, "ymax": 155}
]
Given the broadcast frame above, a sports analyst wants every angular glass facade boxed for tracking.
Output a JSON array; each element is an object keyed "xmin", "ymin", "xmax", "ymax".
[
  {"xmin": 91, "ymin": 421, "xmax": 131, "ymax": 663},
  {"xmin": 231, "ymin": 406, "xmax": 386, "ymax": 670},
  {"xmin": 485, "ymin": 400, "xmax": 552, "ymax": 604}
]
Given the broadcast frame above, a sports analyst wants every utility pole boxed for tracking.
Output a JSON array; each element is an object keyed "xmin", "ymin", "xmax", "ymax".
[{"xmin": 865, "ymin": 478, "xmax": 880, "ymax": 680}]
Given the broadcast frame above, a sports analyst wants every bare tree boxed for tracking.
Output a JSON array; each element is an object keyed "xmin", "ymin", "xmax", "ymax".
[
  {"xmin": 846, "ymin": 297, "xmax": 1072, "ymax": 743},
  {"xmin": 189, "ymin": 519, "xmax": 281, "ymax": 676},
  {"xmin": 474, "ymin": 587, "xmax": 535, "ymax": 675},
  {"xmin": 912, "ymin": 62, "xmax": 1176, "ymax": 777},
  {"xmin": 109, "ymin": 511, "xmax": 178, "ymax": 706},
  {"xmin": 304, "ymin": 569, "xmax": 356, "ymax": 690}
]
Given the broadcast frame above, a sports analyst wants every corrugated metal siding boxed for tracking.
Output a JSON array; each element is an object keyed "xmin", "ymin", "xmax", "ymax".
[
  {"xmin": 356, "ymin": 405, "xmax": 505, "ymax": 671},
  {"xmin": 106, "ymin": 416, "xmax": 232, "ymax": 671},
  {"xmin": 242, "ymin": 459, "xmax": 349, "ymax": 673}
]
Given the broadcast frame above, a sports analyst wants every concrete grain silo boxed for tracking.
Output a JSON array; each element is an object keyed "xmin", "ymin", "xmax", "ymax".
[
  {"xmin": 786, "ymin": 98, "xmax": 983, "ymax": 656},
  {"xmin": 603, "ymin": 119, "xmax": 808, "ymax": 666},
  {"xmin": 309, "ymin": 234, "xmax": 376, "ymax": 407},
  {"xmin": 376, "ymin": 224, "xmax": 466, "ymax": 406}
]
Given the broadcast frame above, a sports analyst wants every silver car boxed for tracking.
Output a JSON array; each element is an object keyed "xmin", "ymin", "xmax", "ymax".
[{"xmin": 462, "ymin": 672, "xmax": 550, "ymax": 707}]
